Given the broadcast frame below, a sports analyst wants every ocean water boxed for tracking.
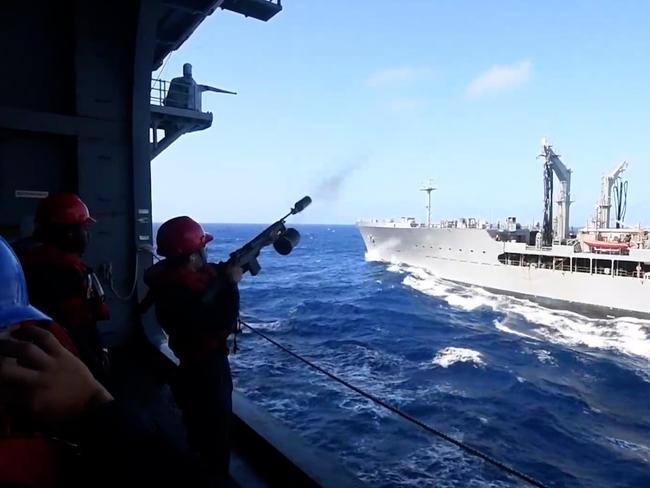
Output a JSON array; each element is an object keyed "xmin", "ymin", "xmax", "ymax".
[{"xmin": 204, "ymin": 224, "xmax": 650, "ymax": 488}]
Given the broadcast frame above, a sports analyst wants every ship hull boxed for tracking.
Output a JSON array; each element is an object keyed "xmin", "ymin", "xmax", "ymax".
[{"xmin": 358, "ymin": 225, "xmax": 650, "ymax": 318}]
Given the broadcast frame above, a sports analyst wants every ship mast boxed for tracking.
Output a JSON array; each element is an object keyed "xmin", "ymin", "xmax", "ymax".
[{"xmin": 420, "ymin": 180, "xmax": 436, "ymax": 228}]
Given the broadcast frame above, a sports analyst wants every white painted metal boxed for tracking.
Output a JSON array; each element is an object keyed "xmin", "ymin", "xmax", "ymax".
[
  {"xmin": 541, "ymin": 140, "xmax": 572, "ymax": 242},
  {"xmin": 358, "ymin": 224, "xmax": 650, "ymax": 317},
  {"xmin": 420, "ymin": 180, "xmax": 436, "ymax": 228},
  {"xmin": 595, "ymin": 160, "xmax": 628, "ymax": 228}
]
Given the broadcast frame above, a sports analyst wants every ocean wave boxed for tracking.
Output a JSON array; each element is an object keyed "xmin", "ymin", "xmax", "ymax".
[
  {"xmin": 401, "ymin": 268, "xmax": 497, "ymax": 312},
  {"xmin": 493, "ymin": 319, "xmax": 538, "ymax": 341},
  {"xmin": 363, "ymin": 237, "xmax": 402, "ymax": 263},
  {"xmin": 532, "ymin": 349, "xmax": 557, "ymax": 366},
  {"xmin": 213, "ymin": 225, "xmax": 650, "ymax": 487},
  {"xmin": 387, "ymin": 263, "xmax": 405, "ymax": 273},
  {"xmin": 362, "ymin": 440, "xmax": 519, "ymax": 488},
  {"xmin": 391, "ymin": 263, "xmax": 650, "ymax": 363},
  {"xmin": 605, "ymin": 437, "xmax": 650, "ymax": 462},
  {"xmin": 364, "ymin": 249, "xmax": 383, "ymax": 262},
  {"xmin": 495, "ymin": 311, "xmax": 650, "ymax": 363},
  {"xmin": 240, "ymin": 318, "xmax": 284, "ymax": 331},
  {"xmin": 432, "ymin": 347, "xmax": 485, "ymax": 368}
]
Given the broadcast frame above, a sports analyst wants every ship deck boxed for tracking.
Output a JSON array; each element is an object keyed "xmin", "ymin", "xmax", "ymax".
[{"xmin": 112, "ymin": 337, "xmax": 364, "ymax": 487}]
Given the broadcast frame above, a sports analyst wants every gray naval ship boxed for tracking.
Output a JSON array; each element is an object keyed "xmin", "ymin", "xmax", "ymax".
[{"xmin": 358, "ymin": 140, "xmax": 650, "ymax": 318}]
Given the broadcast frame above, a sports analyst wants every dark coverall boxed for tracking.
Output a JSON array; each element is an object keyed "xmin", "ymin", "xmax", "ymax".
[
  {"xmin": 17, "ymin": 243, "xmax": 110, "ymax": 384},
  {"xmin": 143, "ymin": 261, "xmax": 239, "ymax": 486},
  {"xmin": 0, "ymin": 321, "xmax": 210, "ymax": 488}
]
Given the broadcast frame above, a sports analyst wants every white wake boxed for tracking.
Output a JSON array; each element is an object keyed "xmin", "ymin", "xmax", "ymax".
[
  {"xmin": 387, "ymin": 263, "xmax": 650, "ymax": 363},
  {"xmin": 432, "ymin": 347, "xmax": 485, "ymax": 368}
]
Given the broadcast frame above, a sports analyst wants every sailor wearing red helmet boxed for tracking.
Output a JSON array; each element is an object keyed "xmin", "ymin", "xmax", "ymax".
[
  {"xmin": 0, "ymin": 236, "xmax": 217, "ymax": 488},
  {"xmin": 15, "ymin": 193, "xmax": 110, "ymax": 385},
  {"xmin": 141, "ymin": 216, "xmax": 241, "ymax": 486}
]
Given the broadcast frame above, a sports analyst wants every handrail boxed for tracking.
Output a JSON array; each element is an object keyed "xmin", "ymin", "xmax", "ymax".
[{"xmin": 151, "ymin": 78, "xmax": 169, "ymax": 106}]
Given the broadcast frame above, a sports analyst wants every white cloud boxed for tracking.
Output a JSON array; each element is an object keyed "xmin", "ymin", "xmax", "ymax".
[
  {"xmin": 366, "ymin": 66, "xmax": 437, "ymax": 87},
  {"xmin": 466, "ymin": 60, "xmax": 532, "ymax": 98}
]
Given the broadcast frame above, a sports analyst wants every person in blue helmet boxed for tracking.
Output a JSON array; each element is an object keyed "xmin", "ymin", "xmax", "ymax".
[{"xmin": 0, "ymin": 237, "xmax": 211, "ymax": 488}]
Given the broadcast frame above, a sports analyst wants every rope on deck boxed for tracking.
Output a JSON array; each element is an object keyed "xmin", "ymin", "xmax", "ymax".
[{"xmin": 239, "ymin": 320, "xmax": 548, "ymax": 488}]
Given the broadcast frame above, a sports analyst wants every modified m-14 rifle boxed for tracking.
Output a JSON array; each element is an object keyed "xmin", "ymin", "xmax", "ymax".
[
  {"xmin": 200, "ymin": 196, "xmax": 311, "ymax": 310},
  {"xmin": 228, "ymin": 195, "xmax": 311, "ymax": 275}
]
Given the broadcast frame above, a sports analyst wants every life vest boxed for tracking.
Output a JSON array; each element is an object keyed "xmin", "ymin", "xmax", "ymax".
[
  {"xmin": 0, "ymin": 436, "xmax": 66, "ymax": 488},
  {"xmin": 17, "ymin": 244, "xmax": 108, "ymax": 379},
  {"xmin": 0, "ymin": 321, "xmax": 78, "ymax": 488},
  {"xmin": 143, "ymin": 261, "xmax": 239, "ymax": 362},
  {"xmin": 18, "ymin": 243, "xmax": 110, "ymax": 331}
]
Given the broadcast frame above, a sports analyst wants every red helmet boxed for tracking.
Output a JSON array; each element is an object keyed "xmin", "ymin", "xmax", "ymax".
[
  {"xmin": 156, "ymin": 216, "xmax": 213, "ymax": 258},
  {"xmin": 35, "ymin": 193, "xmax": 96, "ymax": 226}
]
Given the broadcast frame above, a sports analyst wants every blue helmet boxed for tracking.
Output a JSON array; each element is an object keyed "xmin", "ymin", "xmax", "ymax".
[{"xmin": 0, "ymin": 236, "xmax": 50, "ymax": 329}]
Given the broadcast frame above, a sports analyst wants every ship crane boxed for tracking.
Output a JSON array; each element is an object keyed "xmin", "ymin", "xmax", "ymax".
[
  {"xmin": 540, "ymin": 139, "xmax": 572, "ymax": 244},
  {"xmin": 595, "ymin": 160, "xmax": 628, "ymax": 229}
]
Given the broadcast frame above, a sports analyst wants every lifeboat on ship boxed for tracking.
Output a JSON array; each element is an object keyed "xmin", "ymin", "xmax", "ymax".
[{"xmin": 582, "ymin": 238, "xmax": 633, "ymax": 250}]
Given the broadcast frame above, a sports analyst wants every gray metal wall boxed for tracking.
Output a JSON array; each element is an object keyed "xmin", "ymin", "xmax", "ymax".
[{"xmin": 0, "ymin": 2, "xmax": 159, "ymax": 346}]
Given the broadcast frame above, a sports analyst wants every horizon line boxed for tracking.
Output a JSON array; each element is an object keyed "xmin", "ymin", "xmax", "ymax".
[{"xmin": 152, "ymin": 222, "xmax": 357, "ymax": 226}]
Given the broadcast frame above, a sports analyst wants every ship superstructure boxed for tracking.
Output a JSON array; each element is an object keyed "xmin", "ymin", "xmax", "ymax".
[{"xmin": 358, "ymin": 142, "xmax": 650, "ymax": 318}]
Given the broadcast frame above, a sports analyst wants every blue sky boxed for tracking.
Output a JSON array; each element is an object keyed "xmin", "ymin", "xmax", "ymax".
[{"xmin": 152, "ymin": 1, "xmax": 649, "ymax": 226}]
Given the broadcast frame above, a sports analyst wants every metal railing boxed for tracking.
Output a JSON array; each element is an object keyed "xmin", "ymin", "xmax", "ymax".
[
  {"xmin": 498, "ymin": 257, "xmax": 649, "ymax": 279},
  {"xmin": 151, "ymin": 78, "xmax": 169, "ymax": 106},
  {"xmin": 525, "ymin": 245, "xmax": 553, "ymax": 251}
]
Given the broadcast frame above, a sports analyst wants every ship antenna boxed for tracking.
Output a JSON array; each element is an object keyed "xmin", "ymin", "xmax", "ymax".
[{"xmin": 420, "ymin": 180, "xmax": 437, "ymax": 228}]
